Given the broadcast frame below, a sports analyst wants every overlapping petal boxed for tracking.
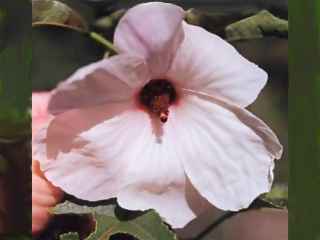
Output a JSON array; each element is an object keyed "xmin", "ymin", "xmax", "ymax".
[
  {"xmin": 34, "ymin": 101, "xmax": 215, "ymax": 228},
  {"xmin": 167, "ymin": 23, "xmax": 268, "ymax": 107},
  {"xmin": 34, "ymin": 101, "xmax": 137, "ymax": 200},
  {"xmin": 114, "ymin": 2, "xmax": 185, "ymax": 78},
  {"xmin": 173, "ymin": 92, "xmax": 282, "ymax": 211},
  {"xmin": 48, "ymin": 54, "xmax": 149, "ymax": 115}
]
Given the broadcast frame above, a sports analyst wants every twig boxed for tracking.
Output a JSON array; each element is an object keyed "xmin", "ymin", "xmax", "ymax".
[{"xmin": 89, "ymin": 32, "xmax": 118, "ymax": 55}]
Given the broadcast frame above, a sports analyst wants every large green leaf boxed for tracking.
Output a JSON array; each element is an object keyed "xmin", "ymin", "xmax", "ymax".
[
  {"xmin": 225, "ymin": 10, "xmax": 288, "ymax": 41},
  {"xmin": 59, "ymin": 0, "xmax": 95, "ymax": 23},
  {"xmin": 32, "ymin": 24, "xmax": 105, "ymax": 91},
  {"xmin": 32, "ymin": 0, "xmax": 88, "ymax": 30},
  {"xmin": 53, "ymin": 201, "xmax": 176, "ymax": 240},
  {"xmin": 0, "ymin": 1, "xmax": 31, "ymax": 140},
  {"xmin": 185, "ymin": 8, "xmax": 256, "ymax": 37}
]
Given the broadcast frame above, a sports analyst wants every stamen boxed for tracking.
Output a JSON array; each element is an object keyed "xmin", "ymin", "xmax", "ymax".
[{"xmin": 139, "ymin": 79, "xmax": 177, "ymax": 123}]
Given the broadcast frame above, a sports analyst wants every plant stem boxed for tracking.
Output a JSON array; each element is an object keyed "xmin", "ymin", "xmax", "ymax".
[
  {"xmin": 89, "ymin": 32, "xmax": 118, "ymax": 55},
  {"xmin": 194, "ymin": 211, "xmax": 235, "ymax": 239}
]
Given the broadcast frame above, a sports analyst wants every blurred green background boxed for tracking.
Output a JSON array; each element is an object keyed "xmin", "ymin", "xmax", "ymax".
[
  {"xmin": 0, "ymin": 0, "xmax": 31, "ymax": 236},
  {"xmin": 289, "ymin": 1, "xmax": 320, "ymax": 240}
]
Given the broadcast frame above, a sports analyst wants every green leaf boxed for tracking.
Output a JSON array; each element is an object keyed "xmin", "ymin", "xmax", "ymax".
[
  {"xmin": 53, "ymin": 201, "xmax": 116, "ymax": 215},
  {"xmin": 88, "ymin": 211, "xmax": 176, "ymax": 240},
  {"xmin": 59, "ymin": 232, "xmax": 80, "ymax": 240},
  {"xmin": 32, "ymin": 0, "xmax": 70, "ymax": 24},
  {"xmin": 59, "ymin": 0, "xmax": 95, "ymax": 24},
  {"xmin": 225, "ymin": 10, "xmax": 288, "ymax": 41},
  {"xmin": 32, "ymin": 24, "xmax": 105, "ymax": 91},
  {"xmin": 185, "ymin": 8, "xmax": 256, "ymax": 36},
  {"xmin": 260, "ymin": 184, "xmax": 288, "ymax": 208},
  {"xmin": 0, "ymin": 1, "xmax": 31, "ymax": 140},
  {"xmin": 92, "ymin": 9, "xmax": 125, "ymax": 39},
  {"xmin": 32, "ymin": 0, "xmax": 88, "ymax": 30},
  {"xmin": 53, "ymin": 201, "xmax": 177, "ymax": 240},
  {"xmin": 94, "ymin": 10, "xmax": 125, "ymax": 30}
]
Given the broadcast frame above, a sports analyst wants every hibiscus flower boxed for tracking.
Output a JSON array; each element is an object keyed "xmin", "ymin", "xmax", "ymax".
[{"xmin": 33, "ymin": 2, "xmax": 282, "ymax": 228}]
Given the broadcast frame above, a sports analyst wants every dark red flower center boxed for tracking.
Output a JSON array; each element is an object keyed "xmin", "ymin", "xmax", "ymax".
[{"xmin": 139, "ymin": 79, "xmax": 177, "ymax": 123}]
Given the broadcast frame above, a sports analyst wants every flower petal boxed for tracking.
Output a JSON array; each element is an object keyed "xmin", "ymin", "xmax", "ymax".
[
  {"xmin": 173, "ymin": 93, "xmax": 282, "ymax": 211},
  {"xmin": 167, "ymin": 23, "xmax": 268, "ymax": 107},
  {"xmin": 116, "ymin": 112, "xmax": 202, "ymax": 228},
  {"xmin": 34, "ymin": 101, "xmax": 138, "ymax": 201},
  {"xmin": 32, "ymin": 92, "xmax": 52, "ymax": 138},
  {"xmin": 118, "ymin": 176, "xmax": 220, "ymax": 229},
  {"xmin": 48, "ymin": 54, "xmax": 149, "ymax": 115},
  {"xmin": 114, "ymin": 2, "xmax": 185, "ymax": 78},
  {"xmin": 117, "ymin": 108, "xmax": 221, "ymax": 228},
  {"xmin": 34, "ymin": 101, "xmax": 211, "ymax": 228}
]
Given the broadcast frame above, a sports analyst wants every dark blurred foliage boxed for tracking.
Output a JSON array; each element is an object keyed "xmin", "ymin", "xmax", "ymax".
[
  {"xmin": 79, "ymin": 0, "xmax": 288, "ymax": 19},
  {"xmin": 0, "ymin": 0, "xmax": 31, "ymax": 236},
  {"xmin": 35, "ymin": 214, "xmax": 94, "ymax": 240},
  {"xmin": 32, "ymin": 25, "xmax": 105, "ymax": 90},
  {"xmin": 179, "ymin": 208, "xmax": 287, "ymax": 240},
  {"xmin": 0, "ymin": 140, "xmax": 31, "ymax": 233},
  {"xmin": 0, "ymin": 0, "xmax": 31, "ymax": 140}
]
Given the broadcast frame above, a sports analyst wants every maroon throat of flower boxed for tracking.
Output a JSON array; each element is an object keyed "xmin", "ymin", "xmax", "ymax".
[{"xmin": 139, "ymin": 79, "xmax": 177, "ymax": 123}]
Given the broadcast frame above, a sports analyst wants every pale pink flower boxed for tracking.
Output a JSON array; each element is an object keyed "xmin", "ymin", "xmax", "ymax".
[{"xmin": 33, "ymin": 2, "xmax": 282, "ymax": 228}]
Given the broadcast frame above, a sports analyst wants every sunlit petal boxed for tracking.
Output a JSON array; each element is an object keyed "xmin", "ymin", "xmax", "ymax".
[
  {"xmin": 168, "ymin": 23, "xmax": 267, "ymax": 107},
  {"xmin": 114, "ymin": 2, "xmax": 185, "ymax": 78}
]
